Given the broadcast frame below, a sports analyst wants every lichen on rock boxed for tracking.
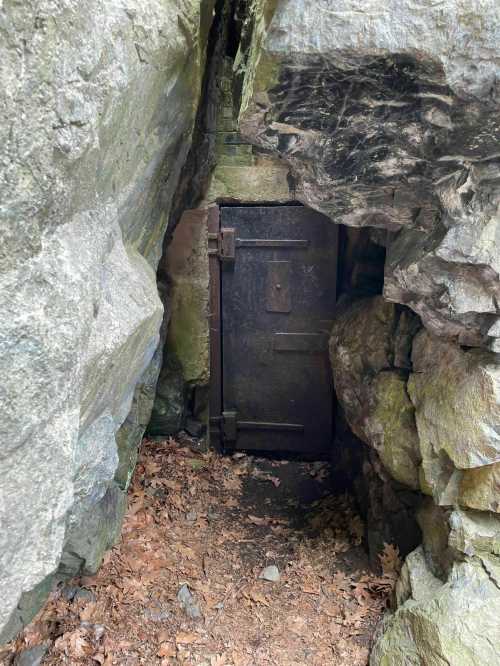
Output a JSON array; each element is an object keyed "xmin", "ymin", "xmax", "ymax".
[
  {"xmin": 409, "ymin": 330, "xmax": 500, "ymax": 511},
  {"xmin": 330, "ymin": 296, "xmax": 421, "ymax": 489},
  {"xmin": 0, "ymin": 0, "xmax": 214, "ymax": 641}
]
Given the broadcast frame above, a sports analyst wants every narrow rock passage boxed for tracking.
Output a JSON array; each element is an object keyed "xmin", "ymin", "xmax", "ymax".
[{"xmin": 6, "ymin": 438, "xmax": 396, "ymax": 666}]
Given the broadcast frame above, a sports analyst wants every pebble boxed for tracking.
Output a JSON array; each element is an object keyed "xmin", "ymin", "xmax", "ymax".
[
  {"xmin": 177, "ymin": 583, "xmax": 202, "ymax": 619},
  {"xmin": 259, "ymin": 565, "xmax": 281, "ymax": 582},
  {"xmin": 207, "ymin": 507, "xmax": 219, "ymax": 522},
  {"xmin": 61, "ymin": 585, "xmax": 96, "ymax": 603}
]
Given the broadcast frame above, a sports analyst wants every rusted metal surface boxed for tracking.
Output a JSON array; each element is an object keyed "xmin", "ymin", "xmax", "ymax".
[
  {"xmin": 220, "ymin": 227, "xmax": 236, "ymax": 262},
  {"xmin": 211, "ymin": 204, "xmax": 338, "ymax": 455},
  {"xmin": 208, "ymin": 206, "xmax": 222, "ymax": 448}
]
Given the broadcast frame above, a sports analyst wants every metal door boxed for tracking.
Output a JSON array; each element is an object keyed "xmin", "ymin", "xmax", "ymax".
[{"xmin": 209, "ymin": 205, "xmax": 338, "ymax": 455}]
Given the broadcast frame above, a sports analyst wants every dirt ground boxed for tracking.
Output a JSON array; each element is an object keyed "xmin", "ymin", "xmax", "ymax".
[{"xmin": 3, "ymin": 437, "xmax": 400, "ymax": 666}]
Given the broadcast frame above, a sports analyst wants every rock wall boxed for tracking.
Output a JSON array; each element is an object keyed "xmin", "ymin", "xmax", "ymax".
[
  {"xmin": 331, "ymin": 297, "xmax": 500, "ymax": 663},
  {"xmin": 238, "ymin": 0, "xmax": 500, "ymax": 349},
  {"xmin": 236, "ymin": 1, "xmax": 500, "ymax": 663},
  {"xmin": 0, "ymin": 0, "xmax": 214, "ymax": 641}
]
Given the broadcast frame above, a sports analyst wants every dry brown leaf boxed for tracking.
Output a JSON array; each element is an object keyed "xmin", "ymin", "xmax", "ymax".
[
  {"xmin": 158, "ymin": 642, "xmax": 176, "ymax": 657},
  {"xmin": 175, "ymin": 632, "xmax": 199, "ymax": 645},
  {"xmin": 379, "ymin": 543, "xmax": 402, "ymax": 576},
  {"xmin": 80, "ymin": 601, "xmax": 98, "ymax": 622},
  {"xmin": 232, "ymin": 651, "xmax": 248, "ymax": 666},
  {"xmin": 55, "ymin": 628, "xmax": 91, "ymax": 658},
  {"xmin": 247, "ymin": 515, "xmax": 269, "ymax": 526},
  {"xmin": 8, "ymin": 439, "xmax": 387, "ymax": 666},
  {"xmin": 244, "ymin": 588, "xmax": 270, "ymax": 606}
]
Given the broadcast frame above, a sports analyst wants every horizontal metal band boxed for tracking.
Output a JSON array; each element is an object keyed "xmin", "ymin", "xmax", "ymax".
[
  {"xmin": 237, "ymin": 421, "xmax": 304, "ymax": 432},
  {"xmin": 235, "ymin": 239, "xmax": 309, "ymax": 249}
]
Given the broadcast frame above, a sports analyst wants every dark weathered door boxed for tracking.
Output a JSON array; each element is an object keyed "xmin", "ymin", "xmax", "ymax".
[{"xmin": 209, "ymin": 205, "xmax": 338, "ymax": 455}]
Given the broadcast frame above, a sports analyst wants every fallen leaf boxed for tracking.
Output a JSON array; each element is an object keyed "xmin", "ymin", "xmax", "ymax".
[
  {"xmin": 158, "ymin": 642, "xmax": 176, "ymax": 657},
  {"xmin": 379, "ymin": 543, "xmax": 402, "ymax": 576},
  {"xmin": 244, "ymin": 588, "xmax": 270, "ymax": 606},
  {"xmin": 175, "ymin": 632, "xmax": 199, "ymax": 645},
  {"xmin": 247, "ymin": 515, "xmax": 269, "ymax": 526}
]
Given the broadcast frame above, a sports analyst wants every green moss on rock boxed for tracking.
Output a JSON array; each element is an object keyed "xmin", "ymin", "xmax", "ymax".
[{"xmin": 371, "ymin": 372, "xmax": 421, "ymax": 489}]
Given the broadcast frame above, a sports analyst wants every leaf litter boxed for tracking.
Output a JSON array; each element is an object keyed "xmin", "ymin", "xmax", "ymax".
[{"xmin": 2, "ymin": 436, "xmax": 398, "ymax": 665}]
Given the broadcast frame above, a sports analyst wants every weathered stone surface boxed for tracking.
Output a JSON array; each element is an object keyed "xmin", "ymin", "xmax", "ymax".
[
  {"xmin": 207, "ymin": 158, "xmax": 290, "ymax": 203},
  {"xmin": 165, "ymin": 209, "xmax": 210, "ymax": 387},
  {"xmin": 394, "ymin": 546, "xmax": 442, "ymax": 608},
  {"xmin": 418, "ymin": 497, "xmax": 500, "ymax": 565},
  {"xmin": 416, "ymin": 499, "xmax": 455, "ymax": 579},
  {"xmin": 115, "ymin": 333, "xmax": 166, "ymax": 490},
  {"xmin": 459, "ymin": 463, "xmax": 500, "ymax": 513},
  {"xmin": 371, "ymin": 556, "xmax": 500, "ymax": 665},
  {"xmin": 238, "ymin": 0, "xmax": 500, "ymax": 348},
  {"xmin": 409, "ymin": 330, "xmax": 500, "ymax": 510},
  {"xmin": 13, "ymin": 644, "xmax": 49, "ymax": 666},
  {"xmin": 448, "ymin": 507, "xmax": 500, "ymax": 558},
  {"xmin": 354, "ymin": 451, "xmax": 422, "ymax": 564},
  {"xmin": 149, "ymin": 209, "xmax": 211, "ymax": 437},
  {"xmin": 59, "ymin": 485, "xmax": 127, "ymax": 577},
  {"xmin": 330, "ymin": 296, "xmax": 421, "ymax": 488},
  {"xmin": 0, "ymin": 0, "xmax": 213, "ymax": 641},
  {"xmin": 148, "ymin": 352, "xmax": 188, "ymax": 437}
]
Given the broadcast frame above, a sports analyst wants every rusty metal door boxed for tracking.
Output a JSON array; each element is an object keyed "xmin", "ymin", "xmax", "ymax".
[{"xmin": 209, "ymin": 205, "xmax": 338, "ymax": 455}]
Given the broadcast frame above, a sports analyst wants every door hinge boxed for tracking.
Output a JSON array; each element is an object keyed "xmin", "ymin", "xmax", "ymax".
[
  {"xmin": 208, "ymin": 228, "xmax": 235, "ymax": 262},
  {"xmin": 222, "ymin": 410, "xmax": 237, "ymax": 442}
]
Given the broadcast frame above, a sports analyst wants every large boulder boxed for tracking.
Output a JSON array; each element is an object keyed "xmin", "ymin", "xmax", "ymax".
[
  {"xmin": 0, "ymin": 0, "xmax": 214, "ymax": 641},
  {"xmin": 409, "ymin": 330, "xmax": 500, "ymax": 512},
  {"xmin": 237, "ymin": 0, "xmax": 500, "ymax": 349},
  {"xmin": 373, "ymin": 502, "xmax": 500, "ymax": 664},
  {"xmin": 330, "ymin": 296, "xmax": 421, "ymax": 489},
  {"xmin": 371, "ymin": 552, "xmax": 500, "ymax": 665}
]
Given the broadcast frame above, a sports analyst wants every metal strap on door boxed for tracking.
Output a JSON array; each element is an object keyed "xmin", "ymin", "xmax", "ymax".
[{"xmin": 208, "ymin": 228, "xmax": 309, "ymax": 262}]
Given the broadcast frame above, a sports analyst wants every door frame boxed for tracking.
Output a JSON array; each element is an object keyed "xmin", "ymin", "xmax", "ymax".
[{"xmin": 208, "ymin": 205, "xmax": 223, "ymax": 450}]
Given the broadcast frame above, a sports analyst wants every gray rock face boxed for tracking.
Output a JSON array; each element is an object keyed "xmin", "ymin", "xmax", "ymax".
[
  {"xmin": 331, "ymin": 298, "xmax": 500, "ymax": 661},
  {"xmin": 330, "ymin": 296, "xmax": 421, "ymax": 489},
  {"xmin": 13, "ymin": 644, "xmax": 49, "ymax": 666},
  {"xmin": 371, "ymin": 555, "xmax": 500, "ymax": 666},
  {"xmin": 238, "ymin": 0, "xmax": 500, "ymax": 348},
  {"xmin": 375, "ymin": 500, "xmax": 500, "ymax": 665},
  {"xmin": 0, "ymin": 0, "xmax": 213, "ymax": 642},
  {"xmin": 409, "ymin": 330, "xmax": 500, "ymax": 512},
  {"xmin": 354, "ymin": 450, "xmax": 422, "ymax": 565}
]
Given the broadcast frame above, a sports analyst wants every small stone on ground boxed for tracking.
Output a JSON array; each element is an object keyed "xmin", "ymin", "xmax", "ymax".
[{"xmin": 259, "ymin": 565, "xmax": 281, "ymax": 582}]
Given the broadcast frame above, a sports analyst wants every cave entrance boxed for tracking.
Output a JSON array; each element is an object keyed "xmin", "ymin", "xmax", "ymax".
[{"xmin": 208, "ymin": 204, "xmax": 339, "ymax": 456}]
